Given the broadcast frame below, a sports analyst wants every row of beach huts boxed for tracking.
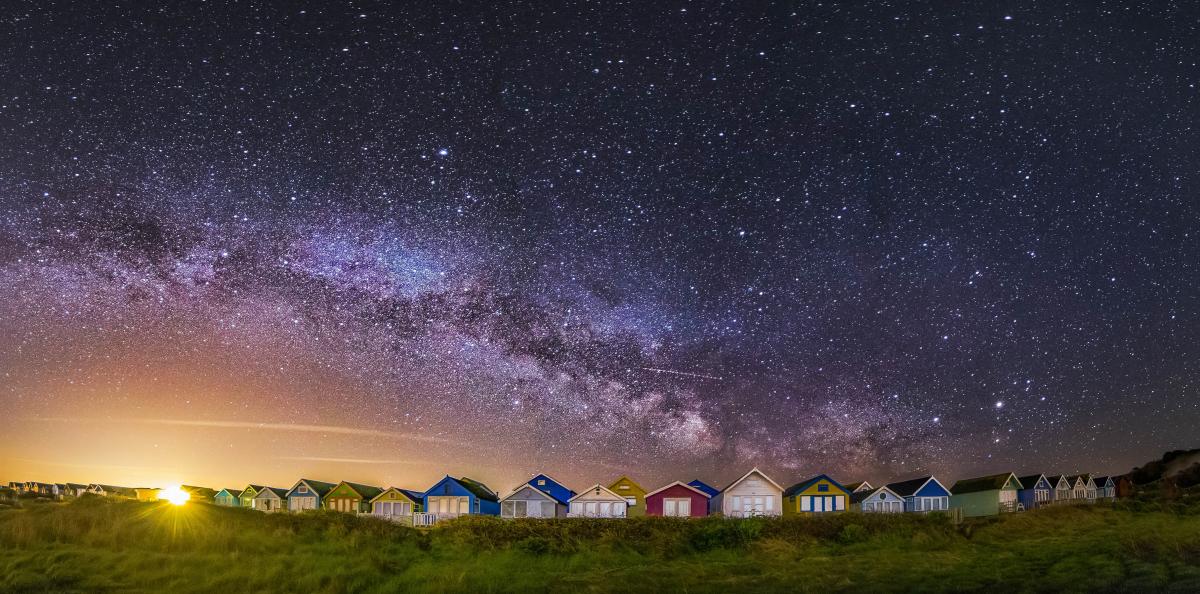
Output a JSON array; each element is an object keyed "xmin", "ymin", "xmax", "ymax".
[{"xmin": 6, "ymin": 468, "xmax": 1132, "ymax": 525}]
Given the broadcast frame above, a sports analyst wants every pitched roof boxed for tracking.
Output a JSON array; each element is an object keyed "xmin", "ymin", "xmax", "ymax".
[
  {"xmin": 181, "ymin": 485, "xmax": 216, "ymax": 497},
  {"xmin": 240, "ymin": 484, "xmax": 266, "ymax": 496},
  {"xmin": 398, "ymin": 488, "xmax": 425, "ymax": 502},
  {"xmin": 850, "ymin": 490, "xmax": 872, "ymax": 504},
  {"xmin": 883, "ymin": 477, "xmax": 945, "ymax": 499},
  {"xmin": 456, "ymin": 477, "xmax": 498, "ymax": 502},
  {"xmin": 217, "ymin": 488, "xmax": 241, "ymax": 496},
  {"xmin": 851, "ymin": 486, "xmax": 904, "ymax": 505},
  {"xmin": 783, "ymin": 474, "xmax": 849, "ymax": 497},
  {"xmin": 718, "ymin": 467, "xmax": 784, "ymax": 495},
  {"xmin": 369, "ymin": 487, "xmax": 424, "ymax": 504},
  {"xmin": 525, "ymin": 473, "xmax": 575, "ymax": 504},
  {"xmin": 288, "ymin": 479, "xmax": 337, "ymax": 498},
  {"xmin": 951, "ymin": 473, "xmax": 1021, "ymax": 494},
  {"xmin": 568, "ymin": 484, "xmax": 626, "ymax": 502},
  {"xmin": 338, "ymin": 482, "xmax": 385, "ymax": 500},
  {"xmin": 687, "ymin": 479, "xmax": 720, "ymax": 498},
  {"xmin": 608, "ymin": 475, "xmax": 646, "ymax": 493},
  {"xmin": 256, "ymin": 487, "xmax": 289, "ymax": 498},
  {"xmin": 95, "ymin": 485, "xmax": 138, "ymax": 497},
  {"xmin": 646, "ymin": 480, "xmax": 709, "ymax": 498},
  {"xmin": 844, "ymin": 481, "xmax": 873, "ymax": 492},
  {"xmin": 500, "ymin": 484, "xmax": 557, "ymax": 502},
  {"xmin": 1016, "ymin": 474, "xmax": 1047, "ymax": 490}
]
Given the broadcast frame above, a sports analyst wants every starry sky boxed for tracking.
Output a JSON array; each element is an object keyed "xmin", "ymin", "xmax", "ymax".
[{"xmin": 2, "ymin": 2, "xmax": 1198, "ymax": 494}]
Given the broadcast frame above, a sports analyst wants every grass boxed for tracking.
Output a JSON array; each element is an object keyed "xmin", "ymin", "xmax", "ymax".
[{"xmin": 2, "ymin": 496, "xmax": 1199, "ymax": 593}]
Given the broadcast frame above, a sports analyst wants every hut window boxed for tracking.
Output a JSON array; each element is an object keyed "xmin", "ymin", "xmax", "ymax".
[{"xmin": 817, "ymin": 484, "xmax": 829, "ymax": 492}]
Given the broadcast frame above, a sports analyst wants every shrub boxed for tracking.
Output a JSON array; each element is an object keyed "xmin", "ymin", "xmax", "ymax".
[
  {"xmin": 838, "ymin": 523, "xmax": 868, "ymax": 544},
  {"xmin": 516, "ymin": 536, "xmax": 551, "ymax": 555}
]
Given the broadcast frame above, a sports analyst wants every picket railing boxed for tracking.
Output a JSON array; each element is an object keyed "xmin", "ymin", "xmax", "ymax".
[{"xmin": 413, "ymin": 512, "xmax": 461, "ymax": 527}]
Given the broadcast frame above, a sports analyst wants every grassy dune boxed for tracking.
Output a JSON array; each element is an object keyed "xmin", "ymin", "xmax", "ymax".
[{"xmin": 2, "ymin": 497, "xmax": 1199, "ymax": 593}]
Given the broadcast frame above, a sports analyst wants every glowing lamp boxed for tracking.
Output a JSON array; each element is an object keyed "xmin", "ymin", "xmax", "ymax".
[{"xmin": 158, "ymin": 486, "xmax": 190, "ymax": 506}]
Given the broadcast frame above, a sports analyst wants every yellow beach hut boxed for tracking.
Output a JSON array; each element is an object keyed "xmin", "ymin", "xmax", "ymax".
[
  {"xmin": 782, "ymin": 474, "xmax": 851, "ymax": 514},
  {"xmin": 607, "ymin": 476, "xmax": 648, "ymax": 517}
]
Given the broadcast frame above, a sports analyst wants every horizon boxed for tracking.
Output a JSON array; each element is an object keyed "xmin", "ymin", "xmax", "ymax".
[{"xmin": 3, "ymin": 420, "xmax": 1156, "ymax": 495}]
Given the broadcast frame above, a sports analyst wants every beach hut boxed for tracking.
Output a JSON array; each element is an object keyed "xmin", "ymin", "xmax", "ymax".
[
  {"xmin": 645, "ymin": 481, "xmax": 710, "ymax": 517},
  {"xmin": 1016, "ymin": 474, "xmax": 1053, "ymax": 510},
  {"xmin": 214, "ymin": 488, "xmax": 241, "ymax": 507},
  {"xmin": 500, "ymin": 474, "xmax": 574, "ymax": 519},
  {"xmin": 325, "ymin": 481, "xmax": 385, "ymax": 514},
  {"xmin": 63, "ymin": 483, "xmax": 90, "ymax": 498},
  {"xmin": 500, "ymin": 484, "xmax": 565, "ymax": 518},
  {"xmin": 24, "ymin": 483, "xmax": 62, "ymax": 499},
  {"xmin": 1066, "ymin": 475, "xmax": 1087, "ymax": 500},
  {"xmin": 88, "ymin": 484, "xmax": 133, "ymax": 498},
  {"xmin": 1115, "ymin": 475, "xmax": 1134, "ymax": 498},
  {"xmin": 419, "ymin": 476, "xmax": 500, "ymax": 523},
  {"xmin": 884, "ymin": 475, "xmax": 950, "ymax": 513},
  {"xmin": 239, "ymin": 485, "xmax": 266, "ymax": 508},
  {"xmin": 252, "ymin": 487, "xmax": 289, "ymax": 512},
  {"xmin": 135, "ymin": 488, "xmax": 160, "ymax": 502},
  {"xmin": 370, "ymin": 487, "xmax": 424, "ymax": 523},
  {"xmin": 1093, "ymin": 476, "xmax": 1116, "ymax": 499},
  {"xmin": 1082, "ymin": 475, "xmax": 1098, "ymax": 501},
  {"xmin": 783, "ymin": 475, "xmax": 851, "ymax": 514},
  {"xmin": 844, "ymin": 481, "xmax": 874, "ymax": 493},
  {"xmin": 710, "ymin": 468, "xmax": 784, "ymax": 517},
  {"xmin": 608, "ymin": 476, "xmax": 648, "ymax": 517},
  {"xmin": 852, "ymin": 486, "xmax": 906, "ymax": 513},
  {"xmin": 1047, "ymin": 474, "xmax": 1072, "ymax": 502},
  {"xmin": 285, "ymin": 479, "xmax": 336, "ymax": 512},
  {"xmin": 885, "ymin": 475, "xmax": 952, "ymax": 512},
  {"xmin": 949, "ymin": 473, "xmax": 1023, "ymax": 517},
  {"xmin": 568, "ymin": 484, "xmax": 628, "ymax": 518}
]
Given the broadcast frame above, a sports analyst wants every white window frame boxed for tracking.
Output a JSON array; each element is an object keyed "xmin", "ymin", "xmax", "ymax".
[{"xmin": 663, "ymin": 497, "xmax": 691, "ymax": 517}]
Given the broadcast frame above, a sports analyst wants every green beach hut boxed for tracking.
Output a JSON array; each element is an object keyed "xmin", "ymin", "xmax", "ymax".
[{"xmin": 949, "ymin": 472, "xmax": 1024, "ymax": 517}]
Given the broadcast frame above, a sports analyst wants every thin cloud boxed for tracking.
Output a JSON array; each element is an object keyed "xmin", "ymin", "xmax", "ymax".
[
  {"xmin": 10, "ymin": 457, "xmax": 172, "ymax": 474},
  {"xmin": 275, "ymin": 456, "xmax": 432, "ymax": 465},
  {"xmin": 23, "ymin": 417, "xmax": 459, "ymax": 445}
]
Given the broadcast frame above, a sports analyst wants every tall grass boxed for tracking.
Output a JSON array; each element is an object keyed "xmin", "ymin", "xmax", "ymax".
[{"xmin": 2, "ymin": 497, "xmax": 1199, "ymax": 593}]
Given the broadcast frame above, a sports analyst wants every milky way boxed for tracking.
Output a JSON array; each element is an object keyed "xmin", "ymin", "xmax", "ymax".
[{"xmin": 2, "ymin": 2, "xmax": 1198, "ymax": 491}]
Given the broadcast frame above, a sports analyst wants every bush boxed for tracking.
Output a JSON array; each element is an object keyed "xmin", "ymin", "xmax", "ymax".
[
  {"xmin": 838, "ymin": 523, "xmax": 868, "ymax": 544},
  {"xmin": 5, "ymin": 498, "xmax": 1200, "ymax": 592}
]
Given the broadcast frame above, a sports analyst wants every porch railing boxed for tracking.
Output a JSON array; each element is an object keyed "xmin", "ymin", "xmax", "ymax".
[{"xmin": 413, "ymin": 512, "xmax": 460, "ymax": 527}]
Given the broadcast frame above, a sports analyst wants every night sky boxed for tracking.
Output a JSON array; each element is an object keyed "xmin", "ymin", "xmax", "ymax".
[{"xmin": 2, "ymin": 2, "xmax": 1198, "ymax": 493}]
